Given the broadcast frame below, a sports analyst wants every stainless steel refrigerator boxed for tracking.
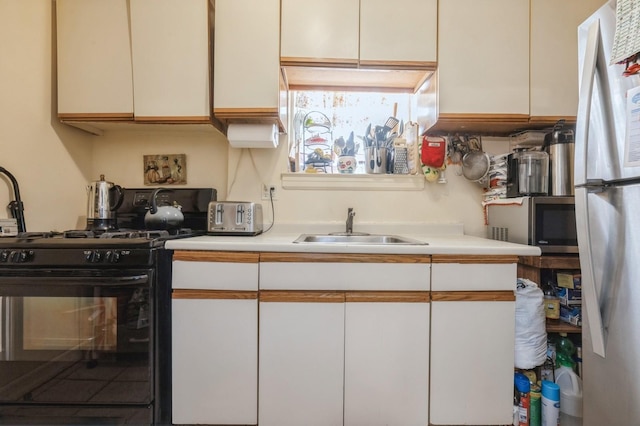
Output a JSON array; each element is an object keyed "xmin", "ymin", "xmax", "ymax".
[{"xmin": 576, "ymin": 1, "xmax": 640, "ymax": 424}]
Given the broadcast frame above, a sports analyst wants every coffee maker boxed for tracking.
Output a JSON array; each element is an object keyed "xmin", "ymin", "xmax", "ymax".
[
  {"xmin": 86, "ymin": 175, "xmax": 124, "ymax": 231},
  {"xmin": 506, "ymin": 149, "xmax": 549, "ymax": 198}
]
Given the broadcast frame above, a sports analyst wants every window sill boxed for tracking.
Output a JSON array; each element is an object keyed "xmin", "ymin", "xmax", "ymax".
[{"xmin": 281, "ymin": 173, "xmax": 425, "ymax": 191}]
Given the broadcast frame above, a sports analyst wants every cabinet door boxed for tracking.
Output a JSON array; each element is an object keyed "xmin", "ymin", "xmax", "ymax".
[
  {"xmin": 259, "ymin": 296, "xmax": 345, "ymax": 426},
  {"xmin": 438, "ymin": 0, "xmax": 529, "ymax": 115},
  {"xmin": 172, "ymin": 297, "xmax": 258, "ymax": 425},
  {"xmin": 214, "ymin": 0, "xmax": 285, "ymax": 129},
  {"xmin": 529, "ymin": 0, "xmax": 604, "ymax": 124},
  {"xmin": 359, "ymin": 0, "xmax": 437, "ymax": 66},
  {"xmin": 56, "ymin": 0, "xmax": 133, "ymax": 119},
  {"xmin": 344, "ymin": 294, "xmax": 430, "ymax": 426},
  {"xmin": 280, "ymin": 0, "xmax": 359, "ymax": 65},
  {"xmin": 129, "ymin": 0, "xmax": 211, "ymax": 121},
  {"xmin": 430, "ymin": 298, "xmax": 515, "ymax": 425}
]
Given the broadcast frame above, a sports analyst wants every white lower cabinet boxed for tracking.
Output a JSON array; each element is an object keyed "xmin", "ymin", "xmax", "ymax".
[
  {"xmin": 429, "ymin": 256, "xmax": 517, "ymax": 425},
  {"xmin": 172, "ymin": 297, "xmax": 258, "ymax": 425},
  {"xmin": 259, "ymin": 295, "xmax": 345, "ymax": 426},
  {"xmin": 344, "ymin": 297, "xmax": 430, "ymax": 426},
  {"xmin": 258, "ymin": 293, "xmax": 430, "ymax": 426},
  {"xmin": 171, "ymin": 251, "xmax": 259, "ymax": 425}
]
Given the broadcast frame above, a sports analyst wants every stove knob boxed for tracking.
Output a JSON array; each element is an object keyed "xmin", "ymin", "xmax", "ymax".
[
  {"xmin": 17, "ymin": 250, "xmax": 33, "ymax": 263},
  {"xmin": 0, "ymin": 250, "xmax": 9, "ymax": 262},
  {"xmin": 85, "ymin": 250, "xmax": 102, "ymax": 263},
  {"xmin": 105, "ymin": 250, "xmax": 121, "ymax": 263}
]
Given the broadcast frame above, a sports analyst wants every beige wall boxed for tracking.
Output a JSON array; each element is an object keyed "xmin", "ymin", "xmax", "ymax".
[{"xmin": 0, "ymin": 0, "xmax": 504, "ymax": 237}]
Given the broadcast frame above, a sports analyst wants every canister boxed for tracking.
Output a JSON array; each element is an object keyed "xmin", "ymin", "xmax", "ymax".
[{"xmin": 541, "ymin": 380, "xmax": 560, "ymax": 426}]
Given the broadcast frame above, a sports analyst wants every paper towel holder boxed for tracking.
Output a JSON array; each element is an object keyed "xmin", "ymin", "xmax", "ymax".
[{"xmin": 227, "ymin": 124, "xmax": 279, "ymax": 149}]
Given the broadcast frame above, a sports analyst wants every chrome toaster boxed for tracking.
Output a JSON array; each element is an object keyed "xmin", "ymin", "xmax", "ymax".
[{"xmin": 207, "ymin": 201, "xmax": 263, "ymax": 235}]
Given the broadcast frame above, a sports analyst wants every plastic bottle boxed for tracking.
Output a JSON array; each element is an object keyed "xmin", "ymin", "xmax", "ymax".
[
  {"xmin": 514, "ymin": 372, "xmax": 530, "ymax": 426},
  {"xmin": 556, "ymin": 333, "xmax": 576, "ymax": 370},
  {"xmin": 555, "ymin": 365, "xmax": 583, "ymax": 418},
  {"xmin": 542, "ymin": 281, "xmax": 560, "ymax": 319},
  {"xmin": 541, "ymin": 380, "xmax": 560, "ymax": 426},
  {"xmin": 530, "ymin": 382, "xmax": 542, "ymax": 426}
]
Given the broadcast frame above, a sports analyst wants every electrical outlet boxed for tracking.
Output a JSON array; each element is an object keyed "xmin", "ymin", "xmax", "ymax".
[{"xmin": 261, "ymin": 184, "xmax": 277, "ymax": 200}]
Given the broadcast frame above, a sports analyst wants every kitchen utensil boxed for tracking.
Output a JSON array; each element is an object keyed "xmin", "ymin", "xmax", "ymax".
[
  {"xmin": 144, "ymin": 188, "xmax": 184, "ymax": 230},
  {"xmin": 345, "ymin": 131, "xmax": 355, "ymax": 156},
  {"xmin": 86, "ymin": 174, "xmax": 124, "ymax": 231},
  {"xmin": 383, "ymin": 116, "xmax": 399, "ymax": 133},
  {"xmin": 461, "ymin": 150, "xmax": 490, "ymax": 182}
]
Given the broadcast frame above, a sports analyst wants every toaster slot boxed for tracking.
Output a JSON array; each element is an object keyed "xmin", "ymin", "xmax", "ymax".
[
  {"xmin": 236, "ymin": 204, "xmax": 245, "ymax": 225},
  {"xmin": 215, "ymin": 203, "xmax": 224, "ymax": 225}
]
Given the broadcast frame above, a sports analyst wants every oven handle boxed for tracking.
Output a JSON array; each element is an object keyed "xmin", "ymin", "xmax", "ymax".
[{"xmin": 1, "ymin": 274, "xmax": 150, "ymax": 287}]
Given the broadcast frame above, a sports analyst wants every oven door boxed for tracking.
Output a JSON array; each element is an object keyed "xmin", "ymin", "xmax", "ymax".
[{"xmin": 0, "ymin": 269, "xmax": 154, "ymax": 424}]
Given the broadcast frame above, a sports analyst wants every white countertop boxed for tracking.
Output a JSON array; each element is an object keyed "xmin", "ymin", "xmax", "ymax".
[{"xmin": 166, "ymin": 223, "xmax": 541, "ymax": 256}]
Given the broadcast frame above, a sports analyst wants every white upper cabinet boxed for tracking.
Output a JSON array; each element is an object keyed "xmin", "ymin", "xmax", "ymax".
[
  {"xmin": 56, "ymin": 0, "xmax": 133, "ymax": 119},
  {"xmin": 281, "ymin": 0, "xmax": 436, "ymax": 71},
  {"xmin": 129, "ymin": 0, "xmax": 211, "ymax": 121},
  {"xmin": 56, "ymin": 0, "xmax": 220, "ymax": 134},
  {"xmin": 427, "ymin": 0, "xmax": 530, "ymax": 133},
  {"xmin": 529, "ymin": 0, "xmax": 605, "ymax": 126},
  {"xmin": 359, "ymin": 0, "xmax": 437, "ymax": 67},
  {"xmin": 214, "ymin": 0, "xmax": 286, "ymax": 132},
  {"xmin": 281, "ymin": 0, "xmax": 360, "ymax": 66}
]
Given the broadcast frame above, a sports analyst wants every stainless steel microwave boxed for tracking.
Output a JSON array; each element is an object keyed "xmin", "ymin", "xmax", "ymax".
[{"xmin": 487, "ymin": 196, "xmax": 578, "ymax": 253}]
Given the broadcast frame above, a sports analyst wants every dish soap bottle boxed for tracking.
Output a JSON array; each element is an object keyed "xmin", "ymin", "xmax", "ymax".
[{"xmin": 542, "ymin": 281, "xmax": 560, "ymax": 320}]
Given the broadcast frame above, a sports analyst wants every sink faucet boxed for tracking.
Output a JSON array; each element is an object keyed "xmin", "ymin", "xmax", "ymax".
[{"xmin": 346, "ymin": 207, "xmax": 355, "ymax": 234}]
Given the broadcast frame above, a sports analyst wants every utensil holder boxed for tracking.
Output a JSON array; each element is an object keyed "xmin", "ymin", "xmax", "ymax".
[{"xmin": 365, "ymin": 147, "xmax": 387, "ymax": 174}]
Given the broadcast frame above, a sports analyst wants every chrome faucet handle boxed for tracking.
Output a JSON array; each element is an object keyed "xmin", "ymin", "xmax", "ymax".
[{"xmin": 346, "ymin": 207, "xmax": 355, "ymax": 234}]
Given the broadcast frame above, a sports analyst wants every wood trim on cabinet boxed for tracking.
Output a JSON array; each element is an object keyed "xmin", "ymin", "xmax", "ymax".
[
  {"xmin": 431, "ymin": 291, "xmax": 515, "ymax": 302},
  {"xmin": 431, "ymin": 255, "xmax": 518, "ymax": 264},
  {"xmin": 259, "ymin": 252, "xmax": 430, "ymax": 264},
  {"xmin": 172, "ymin": 289, "xmax": 258, "ymax": 300},
  {"xmin": 345, "ymin": 291, "xmax": 430, "ymax": 303},
  {"xmin": 213, "ymin": 107, "xmax": 280, "ymax": 119},
  {"xmin": 358, "ymin": 60, "xmax": 436, "ymax": 71},
  {"xmin": 280, "ymin": 56, "xmax": 359, "ymax": 68},
  {"xmin": 58, "ymin": 113, "xmax": 134, "ymax": 121},
  {"xmin": 528, "ymin": 116, "xmax": 576, "ymax": 127},
  {"xmin": 518, "ymin": 255, "xmax": 580, "ymax": 270},
  {"xmin": 173, "ymin": 250, "xmax": 259, "ymax": 263},
  {"xmin": 259, "ymin": 290, "xmax": 345, "ymax": 303},
  {"xmin": 134, "ymin": 116, "xmax": 212, "ymax": 124}
]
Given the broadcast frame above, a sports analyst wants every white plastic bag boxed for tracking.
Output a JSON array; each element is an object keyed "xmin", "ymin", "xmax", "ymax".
[{"xmin": 514, "ymin": 278, "xmax": 547, "ymax": 369}]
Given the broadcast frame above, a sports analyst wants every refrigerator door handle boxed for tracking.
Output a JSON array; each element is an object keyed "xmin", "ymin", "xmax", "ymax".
[
  {"xmin": 575, "ymin": 19, "xmax": 607, "ymax": 357},
  {"xmin": 576, "ymin": 188, "xmax": 607, "ymax": 357}
]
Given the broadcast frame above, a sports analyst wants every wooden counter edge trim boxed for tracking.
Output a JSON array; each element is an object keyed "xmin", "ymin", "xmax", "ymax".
[
  {"xmin": 173, "ymin": 251, "xmax": 260, "ymax": 263},
  {"xmin": 259, "ymin": 252, "xmax": 430, "ymax": 264},
  {"xmin": 431, "ymin": 255, "xmax": 518, "ymax": 264},
  {"xmin": 431, "ymin": 291, "xmax": 515, "ymax": 302},
  {"xmin": 260, "ymin": 291, "xmax": 345, "ymax": 303},
  {"xmin": 172, "ymin": 289, "xmax": 258, "ymax": 300},
  {"xmin": 345, "ymin": 291, "xmax": 429, "ymax": 303}
]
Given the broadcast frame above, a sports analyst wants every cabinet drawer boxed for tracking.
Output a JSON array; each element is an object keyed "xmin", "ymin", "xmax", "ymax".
[
  {"xmin": 431, "ymin": 260, "xmax": 516, "ymax": 291},
  {"xmin": 260, "ymin": 255, "xmax": 430, "ymax": 291},
  {"xmin": 172, "ymin": 251, "xmax": 259, "ymax": 290}
]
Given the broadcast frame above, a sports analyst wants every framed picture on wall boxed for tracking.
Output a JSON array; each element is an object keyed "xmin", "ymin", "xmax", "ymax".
[{"xmin": 143, "ymin": 154, "xmax": 187, "ymax": 185}]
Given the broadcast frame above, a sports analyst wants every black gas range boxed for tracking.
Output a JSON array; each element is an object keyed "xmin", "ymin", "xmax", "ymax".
[{"xmin": 0, "ymin": 188, "xmax": 215, "ymax": 425}]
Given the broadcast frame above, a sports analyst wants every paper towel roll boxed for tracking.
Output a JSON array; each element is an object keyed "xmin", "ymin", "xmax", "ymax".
[{"xmin": 227, "ymin": 124, "xmax": 278, "ymax": 149}]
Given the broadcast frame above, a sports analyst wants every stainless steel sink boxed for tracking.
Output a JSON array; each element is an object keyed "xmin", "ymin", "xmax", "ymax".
[{"xmin": 293, "ymin": 234, "xmax": 428, "ymax": 245}]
